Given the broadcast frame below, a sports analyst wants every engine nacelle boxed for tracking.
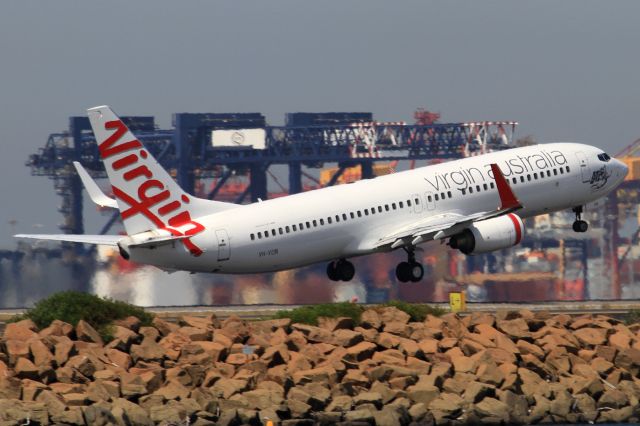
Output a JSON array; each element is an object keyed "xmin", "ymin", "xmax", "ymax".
[{"xmin": 449, "ymin": 213, "xmax": 525, "ymax": 255}]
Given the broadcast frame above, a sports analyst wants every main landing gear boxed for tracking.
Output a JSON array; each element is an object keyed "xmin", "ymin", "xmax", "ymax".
[
  {"xmin": 327, "ymin": 259, "xmax": 355, "ymax": 282},
  {"xmin": 395, "ymin": 248, "xmax": 424, "ymax": 283},
  {"xmin": 572, "ymin": 206, "xmax": 589, "ymax": 233}
]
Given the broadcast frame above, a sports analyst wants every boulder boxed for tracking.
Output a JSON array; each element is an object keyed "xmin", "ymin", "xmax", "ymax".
[
  {"xmin": 473, "ymin": 397, "xmax": 509, "ymax": 422},
  {"xmin": 14, "ymin": 357, "xmax": 39, "ymax": 380},
  {"xmin": 463, "ymin": 381, "xmax": 494, "ymax": 403},
  {"xmin": 332, "ymin": 329, "xmax": 363, "ymax": 347},
  {"xmin": 179, "ymin": 326, "xmax": 211, "ymax": 341},
  {"xmin": 151, "ymin": 317, "xmax": 178, "ymax": 336},
  {"xmin": 113, "ymin": 315, "xmax": 142, "ymax": 332},
  {"xmin": 318, "ymin": 316, "xmax": 355, "ymax": 331},
  {"xmin": 406, "ymin": 383, "xmax": 440, "ymax": 405},
  {"xmin": 130, "ymin": 341, "xmax": 165, "ymax": 364},
  {"xmin": 574, "ymin": 327, "xmax": 608, "ymax": 347},
  {"xmin": 496, "ymin": 318, "xmax": 530, "ymax": 338},
  {"xmin": 211, "ymin": 378, "xmax": 248, "ymax": 399},
  {"xmin": 598, "ymin": 389, "xmax": 630, "ymax": 409},
  {"xmin": 111, "ymin": 397, "xmax": 153, "ymax": 426},
  {"xmin": 53, "ymin": 335, "xmax": 75, "ymax": 366},
  {"xmin": 360, "ymin": 309, "xmax": 382, "ymax": 329},
  {"xmin": 4, "ymin": 319, "xmax": 38, "ymax": 341},
  {"xmin": 5, "ymin": 339, "xmax": 30, "ymax": 365},
  {"xmin": 343, "ymin": 341, "xmax": 377, "ymax": 363},
  {"xmin": 418, "ymin": 338, "xmax": 439, "ymax": 354},
  {"xmin": 76, "ymin": 320, "xmax": 104, "ymax": 345}
]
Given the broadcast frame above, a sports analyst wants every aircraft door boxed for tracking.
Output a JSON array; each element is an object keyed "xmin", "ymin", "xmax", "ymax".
[
  {"xmin": 425, "ymin": 191, "xmax": 436, "ymax": 211},
  {"xmin": 575, "ymin": 151, "xmax": 590, "ymax": 183},
  {"xmin": 412, "ymin": 193, "xmax": 423, "ymax": 214},
  {"xmin": 215, "ymin": 229, "xmax": 230, "ymax": 261}
]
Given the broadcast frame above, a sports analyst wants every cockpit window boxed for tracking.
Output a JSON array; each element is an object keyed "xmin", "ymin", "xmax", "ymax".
[{"xmin": 598, "ymin": 153, "xmax": 611, "ymax": 162}]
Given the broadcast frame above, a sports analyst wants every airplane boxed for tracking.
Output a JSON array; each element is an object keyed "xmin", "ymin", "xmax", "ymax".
[{"xmin": 16, "ymin": 106, "xmax": 629, "ymax": 283}]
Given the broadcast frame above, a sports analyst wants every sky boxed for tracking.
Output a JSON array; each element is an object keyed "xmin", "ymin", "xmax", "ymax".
[{"xmin": 1, "ymin": 1, "xmax": 639, "ymax": 248}]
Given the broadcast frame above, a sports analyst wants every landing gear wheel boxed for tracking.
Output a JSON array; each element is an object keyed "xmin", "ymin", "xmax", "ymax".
[
  {"xmin": 396, "ymin": 262, "xmax": 412, "ymax": 283},
  {"xmin": 572, "ymin": 220, "xmax": 588, "ymax": 233},
  {"xmin": 336, "ymin": 259, "xmax": 355, "ymax": 282},
  {"xmin": 409, "ymin": 262, "xmax": 424, "ymax": 282},
  {"xmin": 326, "ymin": 262, "xmax": 339, "ymax": 281},
  {"xmin": 571, "ymin": 206, "xmax": 589, "ymax": 233},
  {"xmin": 327, "ymin": 259, "xmax": 355, "ymax": 282}
]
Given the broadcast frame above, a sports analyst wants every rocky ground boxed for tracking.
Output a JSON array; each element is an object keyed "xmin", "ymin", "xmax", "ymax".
[{"xmin": 0, "ymin": 307, "xmax": 639, "ymax": 425}]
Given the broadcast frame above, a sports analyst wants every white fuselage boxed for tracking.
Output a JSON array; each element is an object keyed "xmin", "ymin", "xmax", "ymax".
[{"xmin": 128, "ymin": 143, "xmax": 627, "ymax": 273}]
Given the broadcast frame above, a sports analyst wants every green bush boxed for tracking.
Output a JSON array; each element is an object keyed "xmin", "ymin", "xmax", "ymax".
[
  {"xmin": 381, "ymin": 300, "xmax": 446, "ymax": 321},
  {"xmin": 11, "ymin": 291, "xmax": 154, "ymax": 341},
  {"xmin": 274, "ymin": 302, "xmax": 363, "ymax": 326},
  {"xmin": 624, "ymin": 309, "xmax": 640, "ymax": 326}
]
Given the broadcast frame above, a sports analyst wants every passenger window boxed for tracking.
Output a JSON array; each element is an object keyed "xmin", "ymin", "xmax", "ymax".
[
  {"xmin": 440, "ymin": 192, "xmax": 445, "ymax": 200},
  {"xmin": 407, "ymin": 200, "xmax": 412, "ymax": 207},
  {"xmin": 559, "ymin": 168, "xmax": 564, "ymax": 174},
  {"xmin": 447, "ymin": 191, "xmax": 452, "ymax": 198},
  {"xmin": 371, "ymin": 207, "xmax": 376, "ymax": 215},
  {"xmin": 299, "ymin": 223, "xmax": 304, "ymax": 230},
  {"xmin": 392, "ymin": 203, "xmax": 397, "ymax": 210},
  {"xmin": 350, "ymin": 212, "xmax": 355, "ymax": 219},
  {"xmin": 250, "ymin": 234, "xmax": 255, "ymax": 241},
  {"xmin": 428, "ymin": 195, "xmax": 433, "ymax": 201},
  {"xmin": 533, "ymin": 173, "xmax": 538, "ymax": 179},
  {"xmin": 378, "ymin": 206, "xmax": 383, "ymax": 213},
  {"xmin": 357, "ymin": 211, "xmax": 362, "ymax": 217},
  {"xmin": 385, "ymin": 205, "xmax": 390, "ymax": 211},
  {"xmin": 399, "ymin": 201, "xmax": 404, "ymax": 208},
  {"xmin": 306, "ymin": 221, "xmax": 310, "ymax": 228},
  {"xmin": 327, "ymin": 217, "xmax": 332, "ymax": 224},
  {"xmin": 271, "ymin": 230, "xmax": 276, "ymax": 236},
  {"xmin": 364, "ymin": 209, "xmax": 369, "ymax": 216},
  {"xmin": 343, "ymin": 213, "xmax": 347, "ymax": 221},
  {"xmin": 415, "ymin": 198, "xmax": 419, "ymax": 205},
  {"xmin": 278, "ymin": 228, "xmax": 283, "ymax": 235},
  {"xmin": 313, "ymin": 220, "xmax": 318, "ymax": 227},
  {"xmin": 320, "ymin": 219, "xmax": 324, "ymax": 225},
  {"xmin": 483, "ymin": 184, "xmax": 488, "ymax": 190},
  {"xmin": 512, "ymin": 178, "xmax": 517, "ymax": 184},
  {"xmin": 553, "ymin": 169, "xmax": 558, "ymax": 176},
  {"xmin": 258, "ymin": 232, "xmax": 262, "ymax": 239},
  {"xmin": 292, "ymin": 225, "xmax": 297, "ymax": 232},
  {"xmin": 435, "ymin": 194, "xmax": 439, "ymax": 201},
  {"xmin": 469, "ymin": 187, "xmax": 473, "ymax": 194},
  {"xmin": 490, "ymin": 182, "xmax": 495, "ymax": 189},
  {"xmin": 566, "ymin": 166, "xmax": 570, "ymax": 172},
  {"xmin": 285, "ymin": 226, "xmax": 290, "ymax": 233},
  {"xmin": 264, "ymin": 231, "xmax": 269, "ymax": 238},
  {"xmin": 335, "ymin": 215, "xmax": 340, "ymax": 222},
  {"xmin": 476, "ymin": 185, "xmax": 480, "ymax": 192},
  {"xmin": 547, "ymin": 170, "xmax": 551, "ymax": 177},
  {"xmin": 520, "ymin": 176, "xmax": 525, "ymax": 183},
  {"xmin": 460, "ymin": 189, "xmax": 465, "ymax": 196},
  {"xmin": 527, "ymin": 175, "xmax": 531, "ymax": 181}
]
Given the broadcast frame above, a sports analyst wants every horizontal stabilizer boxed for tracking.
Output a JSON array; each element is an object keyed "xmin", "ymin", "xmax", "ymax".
[
  {"xmin": 128, "ymin": 235, "xmax": 188, "ymax": 249},
  {"xmin": 14, "ymin": 234, "xmax": 122, "ymax": 246},
  {"xmin": 73, "ymin": 162, "xmax": 118, "ymax": 208}
]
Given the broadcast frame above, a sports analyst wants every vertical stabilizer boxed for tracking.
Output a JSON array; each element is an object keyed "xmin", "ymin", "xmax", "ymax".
[{"xmin": 87, "ymin": 106, "xmax": 235, "ymax": 249}]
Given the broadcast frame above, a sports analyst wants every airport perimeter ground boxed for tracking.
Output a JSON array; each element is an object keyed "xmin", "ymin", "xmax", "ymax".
[{"xmin": 0, "ymin": 301, "xmax": 639, "ymax": 425}]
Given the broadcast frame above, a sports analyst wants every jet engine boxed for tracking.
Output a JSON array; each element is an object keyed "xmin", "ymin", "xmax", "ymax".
[{"xmin": 449, "ymin": 213, "xmax": 524, "ymax": 255}]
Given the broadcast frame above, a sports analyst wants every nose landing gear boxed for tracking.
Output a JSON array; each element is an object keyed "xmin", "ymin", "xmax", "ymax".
[
  {"xmin": 327, "ymin": 259, "xmax": 355, "ymax": 282},
  {"xmin": 395, "ymin": 248, "xmax": 424, "ymax": 283},
  {"xmin": 572, "ymin": 206, "xmax": 589, "ymax": 233}
]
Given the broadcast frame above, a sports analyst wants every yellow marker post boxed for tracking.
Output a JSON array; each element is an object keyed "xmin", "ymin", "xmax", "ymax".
[{"xmin": 449, "ymin": 291, "xmax": 466, "ymax": 312}]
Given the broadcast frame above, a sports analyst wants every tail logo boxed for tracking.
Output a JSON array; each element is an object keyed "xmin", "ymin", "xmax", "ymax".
[{"xmin": 100, "ymin": 120, "xmax": 205, "ymax": 256}]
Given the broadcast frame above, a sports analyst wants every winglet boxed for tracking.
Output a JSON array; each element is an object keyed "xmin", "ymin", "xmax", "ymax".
[
  {"xmin": 490, "ymin": 163, "xmax": 521, "ymax": 210},
  {"xmin": 73, "ymin": 161, "xmax": 119, "ymax": 208}
]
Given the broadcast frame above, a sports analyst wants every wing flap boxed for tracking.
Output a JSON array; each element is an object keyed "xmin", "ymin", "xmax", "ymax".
[{"xmin": 14, "ymin": 234, "xmax": 122, "ymax": 246}]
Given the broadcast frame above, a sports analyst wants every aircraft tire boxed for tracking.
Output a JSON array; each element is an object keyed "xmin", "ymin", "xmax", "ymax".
[
  {"xmin": 572, "ymin": 220, "xmax": 589, "ymax": 233},
  {"xmin": 409, "ymin": 262, "xmax": 424, "ymax": 282},
  {"xmin": 396, "ymin": 262, "xmax": 411, "ymax": 283},
  {"xmin": 337, "ymin": 260, "xmax": 355, "ymax": 281},
  {"xmin": 327, "ymin": 262, "xmax": 340, "ymax": 281}
]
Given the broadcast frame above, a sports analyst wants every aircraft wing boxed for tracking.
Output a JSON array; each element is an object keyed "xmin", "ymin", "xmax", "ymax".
[
  {"xmin": 14, "ymin": 234, "xmax": 122, "ymax": 246},
  {"xmin": 375, "ymin": 163, "xmax": 522, "ymax": 250}
]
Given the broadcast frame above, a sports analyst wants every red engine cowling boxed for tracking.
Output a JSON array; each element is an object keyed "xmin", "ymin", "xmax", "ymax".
[{"xmin": 449, "ymin": 213, "xmax": 525, "ymax": 255}]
